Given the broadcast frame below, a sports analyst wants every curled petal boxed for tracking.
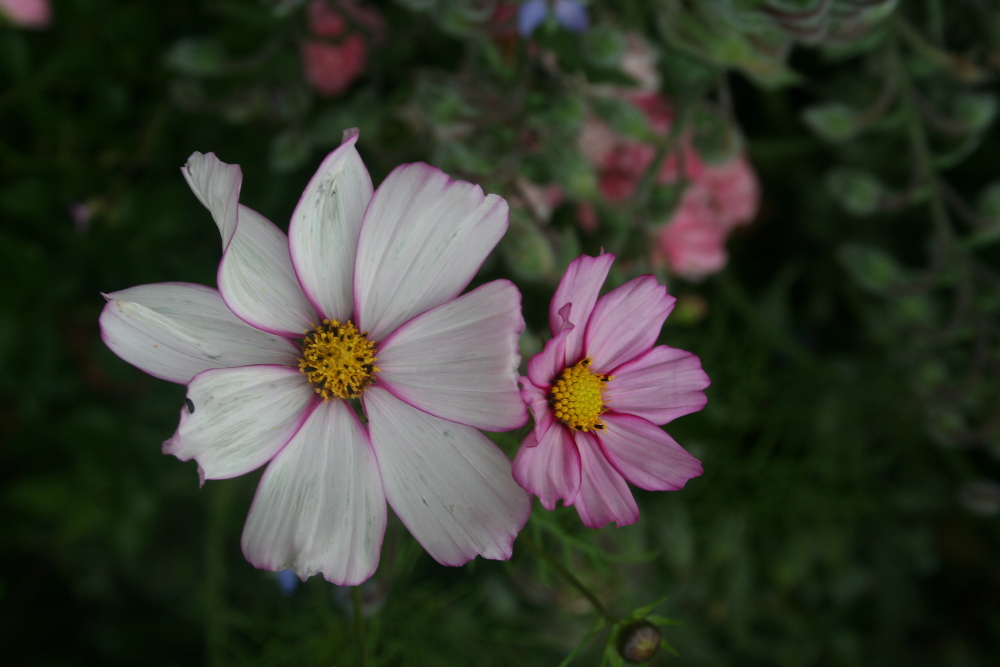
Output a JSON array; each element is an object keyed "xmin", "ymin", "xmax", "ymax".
[
  {"xmin": 599, "ymin": 413, "xmax": 703, "ymax": 492},
  {"xmin": 519, "ymin": 378, "xmax": 555, "ymax": 445},
  {"xmin": 100, "ymin": 282, "xmax": 298, "ymax": 384},
  {"xmin": 289, "ymin": 129, "xmax": 373, "ymax": 321},
  {"xmin": 364, "ymin": 387, "xmax": 529, "ymax": 566},
  {"xmin": 242, "ymin": 399, "xmax": 386, "ymax": 585},
  {"xmin": 164, "ymin": 365, "xmax": 315, "ymax": 482},
  {"xmin": 512, "ymin": 425, "xmax": 581, "ymax": 510},
  {"xmin": 526, "ymin": 325, "xmax": 570, "ymax": 388},
  {"xmin": 604, "ymin": 345, "xmax": 709, "ymax": 425},
  {"xmin": 572, "ymin": 432, "xmax": 639, "ymax": 528},
  {"xmin": 585, "ymin": 275, "xmax": 676, "ymax": 371},
  {"xmin": 354, "ymin": 163, "xmax": 508, "ymax": 340},
  {"xmin": 548, "ymin": 253, "xmax": 614, "ymax": 363},
  {"xmin": 377, "ymin": 281, "xmax": 527, "ymax": 431},
  {"xmin": 182, "ymin": 152, "xmax": 241, "ymax": 249},
  {"xmin": 218, "ymin": 205, "xmax": 317, "ymax": 336}
]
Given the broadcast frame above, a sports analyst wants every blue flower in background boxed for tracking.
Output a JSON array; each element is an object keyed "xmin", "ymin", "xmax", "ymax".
[
  {"xmin": 275, "ymin": 569, "xmax": 300, "ymax": 596},
  {"xmin": 518, "ymin": 0, "xmax": 589, "ymax": 37}
]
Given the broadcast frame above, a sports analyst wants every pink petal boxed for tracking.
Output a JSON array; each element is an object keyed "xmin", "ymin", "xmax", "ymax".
[
  {"xmin": 288, "ymin": 129, "xmax": 373, "ymax": 321},
  {"xmin": 163, "ymin": 365, "xmax": 315, "ymax": 481},
  {"xmin": 572, "ymin": 432, "xmax": 639, "ymax": 528},
  {"xmin": 218, "ymin": 205, "xmax": 318, "ymax": 337},
  {"xmin": 376, "ymin": 280, "xmax": 527, "ymax": 431},
  {"xmin": 598, "ymin": 413, "xmax": 703, "ymax": 492},
  {"xmin": 100, "ymin": 282, "xmax": 299, "ymax": 384},
  {"xmin": 363, "ymin": 387, "xmax": 529, "ymax": 566},
  {"xmin": 354, "ymin": 163, "xmax": 509, "ymax": 341},
  {"xmin": 604, "ymin": 345, "xmax": 709, "ymax": 425},
  {"xmin": 584, "ymin": 275, "xmax": 676, "ymax": 371},
  {"xmin": 526, "ymin": 324, "xmax": 570, "ymax": 388},
  {"xmin": 548, "ymin": 253, "xmax": 615, "ymax": 363},
  {"xmin": 519, "ymin": 378, "xmax": 555, "ymax": 445},
  {"xmin": 511, "ymin": 425, "xmax": 581, "ymax": 510},
  {"xmin": 181, "ymin": 152, "xmax": 242, "ymax": 249},
  {"xmin": 241, "ymin": 399, "xmax": 386, "ymax": 585}
]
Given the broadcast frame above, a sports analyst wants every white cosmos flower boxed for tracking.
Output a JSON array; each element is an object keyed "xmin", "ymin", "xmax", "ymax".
[{"xmin": 99, "ymin": 129, "xmax": 530, "ymax": 585}]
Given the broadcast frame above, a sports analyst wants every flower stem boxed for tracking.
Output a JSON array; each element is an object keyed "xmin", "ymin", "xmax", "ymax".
[
  {"xmin": 353, "ymin": 586, "xmax": 368, "ymax": 667},
  {"xmin": 518, "ymin": 534, "xmax": 617, "ymax": 624}
]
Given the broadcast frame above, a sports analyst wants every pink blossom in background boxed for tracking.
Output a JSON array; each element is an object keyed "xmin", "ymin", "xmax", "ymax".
[
  {"xmin": 513, "ymin": 253, "xmax": 708, "ymax": 528},
  {"xmin": 100, "ymin": 129, "xmax": 530, "ymax": 584},
  {"xmin": 579, "ymin": 93, "xmax": 702, "ymax": 204},
  {"xmin": 654, "ymin": 186, "xmax": 730, "ymax": 282},
  {"xmin": 301, "ymin": 0, "xmax": 383, "ymax": 96},
  {"xmin": 0, "ymin": 0, "xmax": 50, "ymax": 28},
  {"xmin": 301, "ymin": 37, "xmax": 368, "ymax": 96},
  {"xmin": 699, "ymin": 154, "xmax": 761, "ymax": 229}
]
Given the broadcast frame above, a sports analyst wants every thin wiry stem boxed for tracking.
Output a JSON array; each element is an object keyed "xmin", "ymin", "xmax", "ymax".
[{"xmin": 518, "ymin": 534, "xmax": 617, "ymax": 624}]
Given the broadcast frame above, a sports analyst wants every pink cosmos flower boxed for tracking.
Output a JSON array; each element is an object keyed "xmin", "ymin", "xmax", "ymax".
[
  {"xmin": 699, "ymin": 154, "xmax": 760, "ymax": 230},
  {"xmin": 0, "ymin": 0, "xmax": 49, "ymax": 28},
  {"xmin": 100, "ymin": 129, "xmax": 530, "ymax": 584},
  {"xmin": 512, "ymin": 253, "xmax": 708, "ymax": 528}
]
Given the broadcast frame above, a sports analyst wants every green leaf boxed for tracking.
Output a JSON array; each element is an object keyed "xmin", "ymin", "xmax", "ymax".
[
  {"xmin": 826, "ymin": 167, "xmax": 885, "ymax": 215},
  {"xmin": 163, "ymin": 38, "xmax": 228, "ymax": 77},
  {"xmin": 802, "ymin": 103, "xmax": 860, "ymax": 142}
]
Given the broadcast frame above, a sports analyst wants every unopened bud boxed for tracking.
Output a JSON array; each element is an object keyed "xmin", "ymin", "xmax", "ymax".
[{"xmin": 618, "ymin": 620, "xmax": 661, "ymax": 664}]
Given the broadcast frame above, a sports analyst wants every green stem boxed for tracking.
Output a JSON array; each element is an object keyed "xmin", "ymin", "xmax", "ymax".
[
  {"xmin": 518, "ymin": 534, "xmax": 616, "ymax": 624},
  {"xmin": 353, "ymin": 587, "xmax": 368, "ymax": 667}
]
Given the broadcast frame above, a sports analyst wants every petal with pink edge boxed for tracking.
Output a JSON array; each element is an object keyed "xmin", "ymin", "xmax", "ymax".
[
  {"xmin": 572, "ymin": 432, "xmax": 639, "ymax": 528},
  {"xmin": 182, "ymin": 152, "xmax": 241, "ymax": 249},
  {"xmin": 354, "ymin": 163, "xmax": 508, "ymax": 340},
  {"xmin": 241, "ymin": 399, "xmax": 386, "ymax": 585},
  {"xmin": 598, "ymin": 413, "xmax": 703, "ymax": 492},
  {"xmin": 519, "ymin": 378, "xmax": 555, "ymax": 445},
  {"xmin": 376, "ymin": 281, "xmax": 526, "ymax": 432},
  {"xmin": 164, "ymin": 365, "xmax": 315, "ymax": 481},
  {"xmin": 100, "ymin": 282, "xmax": 299, "ymax": 384},
  {"xmin": 605, "ymin": 345, "xmax": 709, "ymax": 425},
  {"xmin": 548, "ymin": 253, "xmax": 614, "ymax": 362},
  {"xmin": 363, "ymin": 387, "xmax": 529, "ymax": 566},
  {"xmin": 218, "ymin": 205, "xmax": 318, "ymax": 336},
  {"xmin": 512, "ymin": 425, "xmax": 581, "ymax": 510},
  {"xmin": 289, "ymin": 129, "xmax": 373, "ymax": 321},
  {"xmin": 585, "ymin": 275, "xmax": 676, "ymax": 371},
  {"xmin": 526, "ymin": 325, "xmax": 570, "ymax": 388}
]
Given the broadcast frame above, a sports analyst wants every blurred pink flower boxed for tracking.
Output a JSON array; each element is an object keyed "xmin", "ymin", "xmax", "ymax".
[
  {"xmin": 0, "ymin": 0, "xmax": 50, "ymax": 28},
  {"xmin": 700, "ymin": 155, "xmax": 760, "ymax": 229},
  {"xmin": 654, "ymin": 186, "xmax": 729, "ymax": 282},
  {"xmin": 513, "ymin": 253, "xmax": 708, "ymax": 528},
  {"xmin": 579, "ymin": 93, "xmax": 702, "ymax": 204},
  {"xmin": 301, "ymin": 0, "xmax": 383, "ymax": 96},
  {"xmin": 301, "ymin": 37, "xmax": 368, "ymax": 96},
  {"xmin": 100, "ymin": 130, "xmax": 529, "ymax": 584}
]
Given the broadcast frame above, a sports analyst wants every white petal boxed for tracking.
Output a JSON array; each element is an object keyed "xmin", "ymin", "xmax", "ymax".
[
  {"xmin": 100, "ymin": 282, "xmax": 299, "ymax": 384},
  {"xmin": 598, "ymin": 414, "xmax": 703, "ymax": 492},
  {"xmin": 289, "ymin": 130, "xmax": 373, "ymax": 320},
  {"xmin": 182, "ymin": 152, "xmax": 242, "ymax": 249},
  {"xmin": 219, "ymin": 205, "xmax": 318, "ymax": 336},
  {"xmin": 376, "ymin": 281, "xmax": 527, "ymax": 431},
  {"xmin": 363, "ymin": 387, "xmax": 529, "ymax": 566},
  {"xmin": 354, "ymin": 163, "xmax": 509, "ymax": 340},
  {"xmin": 163, "ymin": 365, "xmax": 315, "ymax": 481},
  {"xmin": 241, "ymin": 399, "xmax": 386, "ymax": 585}
]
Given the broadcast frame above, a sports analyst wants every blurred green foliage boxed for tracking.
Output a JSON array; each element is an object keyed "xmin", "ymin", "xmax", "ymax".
[{"xmin": 2, "ymin": 0, "xmax": 999, "ymax": 665}]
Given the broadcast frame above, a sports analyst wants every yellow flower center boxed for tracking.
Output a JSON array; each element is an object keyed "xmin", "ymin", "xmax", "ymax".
[
  {"xmin": 298, "ymin": 319, "xmax": 379, "ymax": 400},
  {"xmin": 550, "ymin": 357, "xmax": 612, "ymax": 432}
]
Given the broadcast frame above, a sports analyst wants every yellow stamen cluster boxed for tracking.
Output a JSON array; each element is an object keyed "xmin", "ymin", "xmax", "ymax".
[
  {"xmin": 550, "ymin": 357, "xmax": 612, "ymax": 432},
  {"xmin": 298, "ymin": 319, "xmax": 379, "ymax": 400}
]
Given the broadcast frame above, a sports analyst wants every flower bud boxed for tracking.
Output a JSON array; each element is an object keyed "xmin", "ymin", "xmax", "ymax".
[{"xmin": 618, "ymin": 620, "xmax": 661, "ymax": 664}]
